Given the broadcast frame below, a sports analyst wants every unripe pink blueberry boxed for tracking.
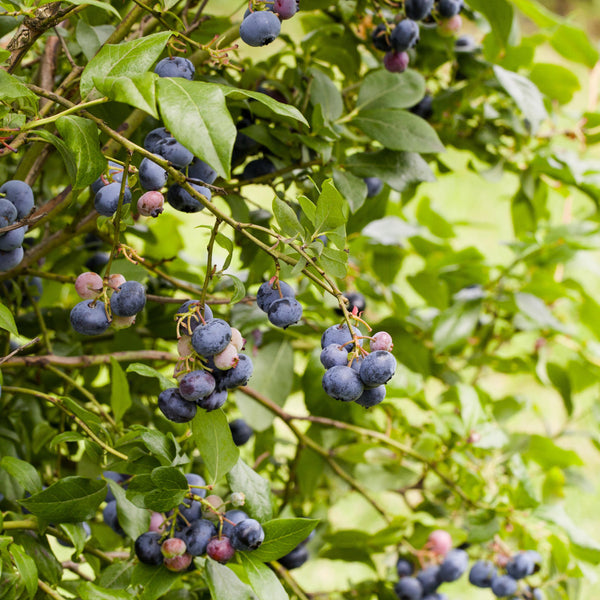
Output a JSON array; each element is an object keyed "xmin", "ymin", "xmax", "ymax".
[
  {"xmin": 149, "ymin": 511, "xmax": 165, "ymax": 533},
  {"xmin": 203, "ymin": 495, "xmax": 224, "ymax": 520},
  {"xmin": 207, "ymin": 536, "xmax": 235, "ymax": 564},
  {"xmin": 371, "ymin": 331, "xmax": 394, "ymax": 352},
  {"xmin": 107, "ymin": 273, "xmax": 126, "ymax": 289},
  {"xmin": 177, "ymin": 335, "xmax": 193, "ymax": 356},
  {"xmin": 164, "ymin": 552, "xmax": 192, "ymax": 572},
  {"xmin": 230, "ymin": 328, "xmax": 245, "ymax": 352},
  {"xmin": 383, "ymin": 50, "xmax": 409, "ymax": 73},
  {"xmin": 427, "ymin": 529, "xmax": 453, "ymax": 555},
  {"xmin": 213, "ymin": 343, "xmax": 239, "ymax": 370},
  {"xmin": 161, "ymin": 537, "xmax": 187, "ymax": 558},
  {"xmin": 137, "ymin": 191, "xmax": 165, "ymax": 217},
  {"xmin": 438, "ymin": 15, "xmax": 462, "ymax": 36},
  {"xmin": 75, "ymin": 272, "xmax": 103, "ymax": 300},
  {"xmin": 112, "ymin": 315, "xmax": 136, "ymax": 329},
  {"xmin": 230, "ymin": 492, "xmax": 245, "ymax": 507}
]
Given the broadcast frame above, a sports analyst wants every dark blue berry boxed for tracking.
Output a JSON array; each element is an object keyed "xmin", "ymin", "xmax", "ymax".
[
  {"xmin": 154, "ymin": 56, "xmax": 195, "ymax": 80},
  {"xmin": 405, "ymin": 0, "xmax": 434, "ymax": 20},
  {"xmin": 221, "ymin": 354, "xmax": 253, "ymax": 389},
  {"xmin": 491, "ymin": 574, "xmax": 518, "ymax": 598},
  {"xmin": 229, "ymin": 419, "xmax": 254, "ymax": 446},
  {"xmin": 268, "ymin": 297, "xmax": 303, "ymax": 328},
  {"xmin": 355, "ymin": 385, "xmax": 386, "ymax": 408},
  {"xmin": 176, "ymin": 300, "xmax": 213, "ymax": 335},
  {"xmin": 103, "ymin": 500, "xmax": 123, "ymax": 535},
  {"xmin": 139, "ymin": 157, "xmax": 168, "ymax": 191},
  {"xmin": 158, "ymin": 388, "xmax": 197, "ymax": 423},
  {"xmin": 396, "ymin": 558, "xmax": 415, "ymax": 577},
  {"xmin": 191, "ymin": 319, "xmax": 232, "ymax": 357},
  {"xmin": 469, "ymin": 560, "xmax": 496, "ymax": 587},
  {"xmin": 70, "ymin": 300, "xmax": 110, "ymax": 335},
  {"xmin": 187, "ymin": 158, "xmax": 218, "ymax": 184},
  {"xmin": 417, "ymin": 565, "xmax": 441, "ymax": 593},
  {"xmin": 321, "ymin": 323, "xmax": 363, "ymax": 350},
  {"xmin": 197, "ymin": 388, "xmax": 227, "ymax": 412},
  {"xmin": 320, "ymin": 344, "xmax": 349, "ymax": 369},
  {"xmin": 231, "ymin": 518, "xmax": 265, "ymax": 551},
  {"xmin": 0, "ymin": 181, "xmax": 34, "ymax": 219},
  {"xmin": 372, "ymin": 23, "xmax": 392, "ymax": 51},
  {"xmin": 437, "ymin": 0, "xmax": 463, "ymax": 17},
  {"xmin": 110, "ymin": 281, "xmax": 146, "ymax": 317},
  {"xmin": 157, "ymin": 138, "xmax": 194, "ymax": 168},
  {"xmin": 94, "ymin": 182, "xmax": 131, "ymax": 217},
  {"xmin": 240, "ymin": 11, "xmax": 281, "ymax": 47},
  {"xmin": 240, "ymin": 157, "xmax": 276, "ymax": 180},
  {"xmin": 167, "ymin": 183, "xmax": 211, "ymax": 213},
  {"xmin": 506, "ymin": 552, "xmax": 535, "ymax": 580},
  {"xmin": 179, "ymin": 370, "xmax": 216, "ymax": 401},
  {"xmin": 322, "ymin": 365, "xmax": 364, "ymax": 402},
  {"xmin": 0, "ymin": 247, "xmax": 24, "ymax": 272},
  {"xmin": 0, "ymin": 226, "xmax": 25, "ymax": 252},
  {"xmin": 135, "ymin": 532, "xmax": 163, "ymax": 565},
  {"xmin": 391, "ymin": 19, "xmax": 420, "ymax": 52},
  {"xmin": 221, "ymin": 509, "xmax": 249, "ymax": 537},
  {"xmin": 279, "ymin": 544, "xmax": 309, "ymax": 569},
  {"xmin": 144, "ymin": 128, "xmax": 171, "ymax": 153},
  {"xmin": 0, "ymin": 198, "xmax": 17, "ymax": 228},
  {"xmin": 256, "ymin": 280, "xmax": 295, "ymax": 312},
  {"xmin": 394, "ymin": 577, "xmax": 423, "ymax": 600},
  {"xmin": 359, "ymin": 350, "xmax": 396, "ymax": 387},
  {"xmin": 177, "ymin": 518, "xmax": 216, "ymax": 555},
  {"xmin": 438, "ymin": 548, "xmax": 468, "ymax": 582}
]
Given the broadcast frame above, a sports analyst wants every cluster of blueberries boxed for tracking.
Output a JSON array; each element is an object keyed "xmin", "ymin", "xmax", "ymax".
[
  {"xmin": 371, "ymin": 0, "xmax": 464, "ymax": 73},
  {"xmin": 70, "ymin": 271, "xmax": 146, "ymax": 335},
  {"xmin": 240, "ymin": 0, "xmax": 298, "ymax": 47},
  {"xmin": 320, "ymin": 324, "xmax": 396, "ymax": 408},
  {"xmin": 256, "ymin": 279, "xmax": 303, "ymax": 329},
  {"xmin": 0, "ymin": 180, "xmax": 34, "ymax": 272},
  {"xmin": 394, "ymin": 530, "xmax": 543, "ymax": 600},
  {"xmin": 91, "ymin": 160, "xmax": 132, "ymax": 218},
  {"xmin": 159, "ymin": 300, "xmax": 253, "ymax": 422}
]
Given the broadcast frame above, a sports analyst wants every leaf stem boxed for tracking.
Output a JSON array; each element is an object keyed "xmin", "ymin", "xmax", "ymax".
[{"xmin": 21, "ymin": 97, "xmax": 108, "ymax": 130}]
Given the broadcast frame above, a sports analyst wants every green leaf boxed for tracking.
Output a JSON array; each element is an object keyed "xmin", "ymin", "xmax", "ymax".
[
  {"xmin": 32, "ymin": 130, "xmax": 77, "ymax": 184},
  {"xmin": 239, "ymin": 553, "xmax": 288, "ymax": 600},
  {"xmin": 191, "ymin": 409, "xmax": 239, "ymax": 483},
  {"xmin": 205, "ymin": 559, "xmax": 255, "ymax": 600},
  {"xmin": 63, "ymin": 0, "xmax": 121, "ymax": 19},
  {"xmin": 19, "ymin": 477, "xmax": 106, "ymax": 523},
  {"xmin": 251, "ymin": 518, "xmax": 318, "ymax": 562},
  {"xmin": 80, "ymin": 31, "xmax": 171, "ymax": 98},
  {"xmin": 131, "ymin": 563, "xmax": 179, "ymax": 600},
  {"xmin": 314, "ymin": 179, "xmax": 348, "ymax": 234},
  {"xmin": 550, "ymin": 23, "xmax": 599, "ymax": 68},
  {"xmin": 126, "ymin": 363, "xmax": 174, "ymax": 391},
  {"xmin": 94, "ymin": 73, "xmax": 159, "ymax": 118},
  {"xmin": 433, "ymin": 300, "xmax": 482, "ymax": 353},
  {"xmin": 132, "ymin": 467, "xmax": 189, "ymax": 512},
  {"xmin": 55, "ymin": 115, "xmax": 105, "ymax": 189},
  {"xmin": 0, "ymin": 70, "xmax": 38, "ymax": 114},
  {"xmin": 298, "ymin": 195, "xmax": 316, "ymax": 225},
  {"xmin": 79, "ymin": 582, "xmax": 132, "ymax": 600},
  {"xmin": 226, "ymin": 459, "xmax": 273, "ymax": 522},
  {"xmin": 515, "ymin": 292, "xmax": 567, "ymax": 332},
  {"xmin": 225, "ymin": 274, "xmax": 247, "ymax": 305},
  {"xmin": 0, "ymin": 457, "xmax": 42, "ymax": 494},
  {"xmin": 467, "ymin": 0, "xmax": 514, "ymax": 49},
  {"xmin": 353, "ymin": 109, "xmax": 444, "ymax": 153},
  {"xmin": 529, "ymin": 63, "xmax": 580, "ymax": 105},
  {"xmin": 10, "ymin": 544, "xmax": 37, "ymax": 600},
  {"xmin": 356, "ymin": 69, "xmax": 425, "ymax": 112},
  {"xmin": 320, "ymin": 246, "xmax": 348, "ymax": 278},
  {"xmin": 110, "ymin": 357, "xmax": 132, "ymax": 422},
  {"xmin": 493, "ymin": 65, "xmax": 548, "ymax": 134},
  {"xmin": 157, "ymin": 78, "xmax": 235, "ymax": 179},
  {"xmin": 273, "ymin": 197, "xmax": 303, "ymax": 238},
  {"xmin": 235, "ymin": 341, "xmax": 294, "ymax": 431},
  {"xmin": 108, "ymin": 479, "xmax": 150, "ymax": 540},
  {"xmin": 309, "ymin": 67, "xmax": 343, "ymax": 121},
  {"xmin": 75, "ymin": 20, "xmax": 114, "ymax": 61},
  {"xmin": 332, "ymin": 169, "xmax": 367, "ymax": 213},
  {"xmin": 547, "ymin": 362, "xmax": 573, "ymax": 416},
  {"xmin": 0, "ymin": 303, "xmax": 18, "ymax": 336},
  {"xmin": 59, "ymin": 522, "xmax": 88, "ymax": 555}
]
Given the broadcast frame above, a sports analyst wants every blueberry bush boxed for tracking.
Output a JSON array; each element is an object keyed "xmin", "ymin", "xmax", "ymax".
[{"xmin": 1, "ymin": 0, "xmax": 600, "ymax": 599}]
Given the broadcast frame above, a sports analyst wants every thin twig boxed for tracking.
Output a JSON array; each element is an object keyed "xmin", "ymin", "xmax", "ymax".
[{"xmin": 0, "ymin": 336, "xmax": 40, "ymax": 366}]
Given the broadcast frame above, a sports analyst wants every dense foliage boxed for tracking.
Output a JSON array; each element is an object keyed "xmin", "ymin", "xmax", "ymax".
[{"xmin": 1, "ymin": 0, "xmax": 600, "ymax": 599}]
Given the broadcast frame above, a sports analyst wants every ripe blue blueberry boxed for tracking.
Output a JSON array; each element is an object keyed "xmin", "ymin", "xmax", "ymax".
[
  {"xmin": 321, "ymin": 323, "xmax": 363, "ymax": 350},
  {"xmin": 110, "ymin": 281, "xmax": 146, "ymax": 317},
  {"xmin": 0, "ymin": 180, "xmax": 34, "ymax": 219},
  {"xmin": 176, "ymin": 300, "xmax": 213, "ymax": 335},
  {"xmin": 176, "ymin": 497, "xmax": 202, "ymax": 525},
  {"xmin": 372, "ymin": 23, "xmax": 392, "ymax": 51},
  {"xmin": 144, "ymin": 127, "xmax": 171, "ymax": 154},
  {"xmin": 158, "ymin": 387, "xmax": 198, "ymax": 423},
  {"xmin": 469, "ymin": 560, "xmax": 496, "ymax": 587},
  {"xmin": 135, "ymin": 532, "xmax": 163, "ymax": 565},
  {"xmin": 396, "ymin": 558, "xmax": 415, "ymax": 577},
  {"xmin": 438, "ymin": 548, "xmax": 468, "ymax": 582},
  {"xmin": 197, "ymin": 388, "xmax": 227, "ymax": 412},
  {"xmin": 364, "ymin": 177, "xmax": 383, "ymax": 198},
  {"xmin": 410, "ymin": 95, "xmax": 434, "ymax": 120},
  {"xmin": 229, "ymin": 419, "xmax": 254, "ymax": 446},
  {"xmin": 0, "ymin": 198, "xmax": 17, "ymax": 228},
  {"xmin": 279, "ymin": 544, "xmax": 309, "ymax": 569},
  {"xmin": 221, "ymin": 509, "xmax": 249, "ymax": 537},
  {"xmin": 405, "ymin": 0, "xmax": 434, "ymax": 20},
  {"xmin": 91, "ymin": 160, "xmax": 128, "ymax": 194},
  {"xmin": 491, "ymin": 574, "xmax": 518, "ymax": 597},
  {"xmin": 231, "ymin": 518, "xmax": 265, "ymax": 551},
  {"xmin": 221, "ymin": 354, "xmax": 254, "ymax": 389},
  {"xmin": 154, "ymin": 56, "xmax": 195, "ymax": 80},
  {"xmin": 179, "ymin": 370, "xmax": 216, "ymax": 401},
  {"xmin": 320, "ymin": 344, "xmax": 349, "ymax": 369},
  {"xmin": 268, "ymin": 297, "xmax": 303, "ymax": 328},
  {"xmin": 103, "ymin": 470, "xmax": 128, "ymax": 502},
  {"xmin": 359, "ymin": 350, "xmax": 396, "ymax": 387},
  {"xmin": 256, "ymin": 280, "xmax": 295, "ymax": 312},
  {"xmin": 167, "ymin": 182, "xmax": 212, "ymax": 213},
  {"xmin": 390, "ymin": 19, "xmax": 420, "ymax": 52},
  {"xmin": 187, "ymin": 158, "xmax": 218, "ymax": 184},
  {"xmin": 240, "ymin": 11, "xmax": 281, "ymax": 47},
  {"xmin": 322, "ymin": 365, "xmax": 364, "ymax": 402},
  {"xmin": 157, "ymin": 137, "xmax": 193, "ymax": 168},
  {"xmin": 335, "ymin": 291, "xmax": 366, "ymax": 316},
  {"xmin": 423, "ymin": 594, "xmax": 448, "ymax": 600},
  {"xmin": 103, "ymin": 500, "xmax": 123, "ymax": 535},
  {"xmin": 191, "ymin": 318, "xmax": 232, "ymax": 357},
  {"xmin": 355, "ymin": 385, "xmax": 386, "ymax": 408},
  {"xmin": 0, "ymin": 226, "xmax": 26, "ymax": 252},
  {"xmin": 417, "ymin": 565, "xmax": 441, "ymax": 593},
  {"xmin": 506, "ymin": 552, "xmax": 535, "ymax": 580},
  {"xmin": 185, "ymin": 472, "xmax": 207, "ymax": 496},
  {"xmin": 241, "ymin": 157, "xmax": 276, "ymax": 180},
  {"xmin": 139, "ymin": 157, "xmax": 168, "ymax": 191},
  {"xmin": 394, "ymin": 577, "xmax": 423, "ymax": 600},
  {"xmin": 177, "ymin": 518, "xmax": 216, "ymax": 555},
  {"xmin": 0, "ymin": 246, "xmax": 24, "ymax": 271},
  {"xmin": 70, "ymin": 300, "xmax": 110, "ymax": 335},
  {"xmin": 437, "ymin": 0, "xmax": 463, "ymax": 17},
  {"xmin": 94, "ymin": 182, "xmax": 132, "ymax": 217}
]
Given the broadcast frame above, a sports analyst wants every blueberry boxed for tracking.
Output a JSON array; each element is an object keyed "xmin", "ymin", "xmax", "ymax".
[
  {"xmin": 364, "ymin": 178, "xmax": 383, "ymax": 198},
  {"xmin": 157, "ymin": 138, "xmax": 193, "ymax": 168},
  {"xmin": 321, "ymin": 323, "xmax": 363, "ymax": 350},
  {"xmin": 206, "ymin": 536, "xmax": 235, "ymax": 563},
  {"xmin": 335, "ymin": 291, "xmax": 367, "ymax": 315},
  {"xmin": 154, "ymin": 56, "xmax": 195, "ymax": 80},
  {"xmin": 390, "ymin": 19, "xmax": 420, "ymax": 52},
  {"xmin": 220, "ymin": 354, "xmax": 253, "ymax": 389},
  {"xmin": 176, "ymin": 300, "xmax": 213, "ymax": 335},
  {"xmin": 176, "ymin": 497, "xmax": 203, "ymax": 525},
  {"xmin": 239, "ymin": 11, "xmax": 281, "ymax": 47},
  {"xmin": 0, "ymin": 180, "xmax": 34, "ymax": 219},
  {"xmin": 185, "ymin": 473, "xmax": 207, "ymax": 497},
  {"xmin": 384, "ymin": 50, "xmax": 410, "ymax": 73},
  {"xmin": 85, "ymin": 251, "xmax": 109, "ymax": 273},
  {"xmin": 103, "ymin": 500, "xmax": 123, "ymax": 535},
  {"xmin": 231, "ymin": 518, "xmax": 265, "ymax": 551},
  {"xmin": 455, "ymin": 34, "xmax": 478, "ymax": 52},
  {"xmin": 167, "ymin": 182, "xmax": 212, "ymax": 213},
  {"xmin": 320, "ymin": 344, "xmax": 349, "ymax": 369},
  {"xmin": 394, "ymin": 577, "xmax": 423, "ymax": 600},
  {"xmin": 229, "ymin": 419, "xmax": 254, "ymax": 446},
  {"xmin": 437, "ymin": 0, "xmax": 463, "ymax": 17},
  {"xmin": 506, "ymin": 552, "xmax": 535, "ymax": 580},
  {"xmin": 405, "ymin": 0, "xmax": 434, "ymax": 20},
  {"xmin": 410, "ymin": 95, "xmax": 434, "ymax": 120},
  {"xmin": 103, "ymin": 470, "xmax": 128, "ymax": 502},
  {"xmin": 177, "ymin": 518, "xmax": 216, "ymax": 555},
  {"xmin": 359, "ymin": 350, "xmax": 396, "ymax": 387},
  {"xmin": 0, "ymin": 198, "xmax": 17, "ymax": 228},
  {"xmin": 221, "ymin": 509, "xmax": 249, "ymax": 537},
  {"xmin": 137, "ymin": 191, "xmax": 165, "ymax": 217},
  {"xmin": 197, "ymin": 388, "xmax": 227, "ymax": 412},
  {"xmin": 355, "ymin": 385, "xmax": 386, "ymax": 408},
  {"xmin": 417, "ymin": 565, "xmax": 441, "ymax": 593},
  {"xmin": 279, "ymin": 544, "xmax": 309, "ymax": 569},
  {"xmin": 256, "ymin": 280, "xmax": 295, "ymax": 312},
  {"xmin": 91, "ymin": 160, "xmax": 128, "ymax": 194},
  {"xmin": 322, "ymin": 365, "xmax": 364, "ymax": 402},
  {"xmin": 469, "ymin": 560, "xmax": 496, "ymax": 587},
  {"xmin": 110, "ymin": 281, "xmax": 146, "ymax": 317},
  {"xmin": 491, "ymin": 574, "xmax": 518, "ymax": 597},
  {"xmin": 70, "ymin": 300, "xmax": 110, "ymax": 335},
  {"xmin": 372, "ymin": 23, "xmax": 392, "ymax": 51},
  {"xmin": 0, "ymin": 246, "xmax": 24, "ymax": 271},
  {"xmin": 135, "ymin": 532, "xmax": 163, "ymax": 565},
  {"xmin": 179, "ymin": 370, "xmax": 216, "ymax": 401},
  {"xmin": 438, "ymin": 548, "xmax": 468, "ymax": 582},
  {"xmin": 144, "ymin": 127, "xmax": 171, "ymax": 154},
  {"xmin": 158, "ymin": 387, "xmax": 198, "ymax": 423},
  {"xmin": 422, "ymin": 594, "xmax": 448, "ymax": 600},
  {"xmin": 139, "ymin": 157, "xmax": 168, "ymax": 191},
  {"xmin": 191, "ymin": 319, "xmax": 232, "ymax": 357},
  {"xmin": 268, "ymin": 297, "xmax": 303, "ymax": 328},
  {"xmin": 268, "ymin": 0, "xmax": 297, "ymax": 19},
  {"xmin": 240, "ymin": 157, "xmax": 276, "ymax": 180},
  {"xmin": 187, "ymin": 158, "xmax": 218, "ymax": 184},
  {"xmin": 396, "ymin": 558, "xmax": 415, "ymax": 577},
  {"xmin": 94, "ymin": 182, "xmax": 132, "ymax": 217}
]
